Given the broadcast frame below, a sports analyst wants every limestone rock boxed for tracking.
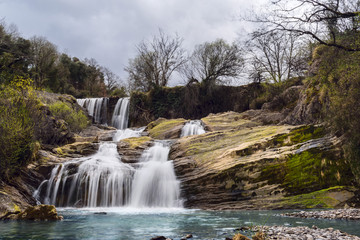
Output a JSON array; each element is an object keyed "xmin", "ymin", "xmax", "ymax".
[
  {"xmin": 147, "ymin": 118, "xmax": 186, "ymax": 139},
  {"xmin": 79, "ymin": 125, "xmax": 117, "ymax": 141}
]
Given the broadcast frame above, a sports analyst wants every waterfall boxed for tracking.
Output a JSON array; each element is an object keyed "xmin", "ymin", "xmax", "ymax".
[
  {"xmin": 181, "ymin": 120, "xmax": 206, "ymax": 137},
  {"xmin": 113, "ymin": 127, "xmax": 146, "ymax": 142},
  {"xmin": 35, "ymin": 141, "xmax": 182, "ymax": 208},
  {"xmin": 111, "ymin": 97, "xmax": 130, "ymax": 129},
  {"xmin": 36, "ymin": 143, "xmax": 134, "ymax": 207},
  {"xmin": 130, "ymin": 141, "xmax": 182, "ymax": 208},
  {"xmin": 77, "ymin": 98, "xmax": 108, "ymax": 124}
]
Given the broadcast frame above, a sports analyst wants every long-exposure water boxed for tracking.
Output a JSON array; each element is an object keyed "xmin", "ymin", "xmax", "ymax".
[{"xmin": 1, "ymin": 208, "xmax": 359, "ymax": 240}]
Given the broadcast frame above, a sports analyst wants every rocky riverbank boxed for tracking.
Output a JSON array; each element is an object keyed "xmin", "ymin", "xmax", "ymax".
[
  {"xmin": 248, "ymin": 225, "xmax": 360, "ymax": 240},
  {"xmin": 282, "ymin": 208, "xmax": 360, "ymax": 220}
]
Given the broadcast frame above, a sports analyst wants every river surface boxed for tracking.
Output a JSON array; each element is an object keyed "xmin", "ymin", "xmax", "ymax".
[{"xmin": 1, "ymin": 208, "xmax": 360, "ymax": 240}]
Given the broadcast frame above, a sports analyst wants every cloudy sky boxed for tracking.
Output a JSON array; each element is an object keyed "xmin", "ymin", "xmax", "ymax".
[{"xmin": 0, "ymin": 0, "xmax": 266, "ymax": 86}]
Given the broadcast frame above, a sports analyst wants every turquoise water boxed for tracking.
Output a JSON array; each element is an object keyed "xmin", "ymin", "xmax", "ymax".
[{"xmin": 1, "ymin": 208, "xmax": 360, "ymax": 240}]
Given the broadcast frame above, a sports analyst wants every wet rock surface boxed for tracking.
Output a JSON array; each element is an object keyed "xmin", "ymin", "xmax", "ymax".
[{"xmin": 282, "ymin": 208, "xmax": 360, "ymax": 220}]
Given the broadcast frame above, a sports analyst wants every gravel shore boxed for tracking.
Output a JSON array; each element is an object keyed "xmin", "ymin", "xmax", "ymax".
[
  {"xmin": 252, "ymin": 225, "xmax": 360, "ymax": 240},
  {"xmin": 281, "ymin": 208, "xmax": 360, "ymax": 220}
]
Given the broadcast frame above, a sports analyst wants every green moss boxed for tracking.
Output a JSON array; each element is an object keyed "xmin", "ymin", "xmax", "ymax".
[
  {"xmin": 259, "ymin": 148, "xmax": 353, "ymax": 195},
  {"xmin": 13, "ymin": 204, "xmax": 21, "ymax": 212},
  {"xmin": 270, "ymin": 125, "xmax": 326, "ymax": 147},
  {"xmin": 147, "ymin": 118, "xmax": 186, "ymax": 139},
  {"xmin": 279, "ymin": 186, "xmax": 352, "ymax": 209},
  {"xmin": 53, "ymin": 147, "xmax": 64, "ymax": 155},
  {"xmin": 122, "ymin": 136, "xmax": 152, "ymax": 149}
]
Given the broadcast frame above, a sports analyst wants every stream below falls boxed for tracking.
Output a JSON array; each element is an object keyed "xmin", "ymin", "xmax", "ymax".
[{"xmin": 1, "ymin": 208, "xmax": 360, "ymax": 239}]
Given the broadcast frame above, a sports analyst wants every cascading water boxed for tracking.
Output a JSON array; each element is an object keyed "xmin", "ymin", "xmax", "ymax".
[
  {"xmin": 113, "ymin": 127, "xmax": 146, "ymax": 142},
  {"xmin": 181, "ymin": 120, "xmax": 206, "ymax": 137},
  {"xmin": 34, "ymin": 141, "xmax": 182, "ymax": 208},
  {"xmin": 130, "ymin": 141, "xmax": 182, "ymax": 208},
  {"xmin": 111, "ymin": 97, "xmax": 130, "ymax": 129},
  {"xmin": 77, "ymin": 98, "xmax": 108, "ymax": 124},
  {"xmin": 35, "ymin": 143, "xmax": 134, "ymax": 207},
  {"xmin": 36, "ymin": 96, "xmax": 182, "ymax": 208}
]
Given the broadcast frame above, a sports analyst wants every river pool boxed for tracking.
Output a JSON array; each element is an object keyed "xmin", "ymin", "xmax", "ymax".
[{"xmin": 1, "ymin": 208, "xmax": 360, "ymax": 239}]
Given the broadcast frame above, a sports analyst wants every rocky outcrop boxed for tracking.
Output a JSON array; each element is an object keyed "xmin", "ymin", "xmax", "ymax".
[
  {"xmin": 147, "ymin": 118, "xmax": 186, "ymax": 139},
  {"xmin": 282, "ymin": 89, "xmax": 323, "ymax": 125},
  {"xmin": 117, "ymin": 136, "xmax": 153, "ymax": 164},
  {"xmin": 149, "ymin": 112, "xmax": 360, "ymax": 210},
  {"xmin": 0, "ymin": 204, "xmax": 63, "ymax": 221},
  {"xmin": 79, "ymin": 125, "xmax": 117, "ymax": 141}
]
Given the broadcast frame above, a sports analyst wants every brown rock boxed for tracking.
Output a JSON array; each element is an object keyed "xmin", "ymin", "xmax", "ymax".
[{"xmin": 233, "ymin": 233, "xmax": 250, "ymax": 240}]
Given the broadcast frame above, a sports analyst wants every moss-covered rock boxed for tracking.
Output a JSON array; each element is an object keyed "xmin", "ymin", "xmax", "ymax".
[
  {"xmin": 0, "ymin": 204, "xmax": 63, "ymax": 221},
  {"xmin": 275, "ymin": 186, "xmax": 356, "ymax": 209},
  {"xmin": 170, "ymin": 111, "xmax": 358, "ymax": 210},
  {"xmin": 147, "ymin": 118, "xmax": 186, "ymax": 139},
  {"xmin": 53, "ymin": 142, "xmax": 99, "ymax": 157},
  {"xmin": 117, "ymin": 136, "xmax": 153, "ymax": 164},
  {"xmin": 121, "ymin": 136, "xmax": 152, "ymax": 149}
]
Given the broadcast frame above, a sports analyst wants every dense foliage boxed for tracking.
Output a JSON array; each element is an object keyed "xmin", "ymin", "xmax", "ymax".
[
  {"xmin": 0, "ymin": 22, "xmax": 124, "ymax": 98},
  {"xmin": 49, "ymin": 101, "xmax": 89, "ymax": 133},
  {"xmin": 0, "ymin": 77, "xmax": 37, "ymax": 180},
  {"xmin": 308, "ymin": 44, "xmax": 360, "ymax": 184}
]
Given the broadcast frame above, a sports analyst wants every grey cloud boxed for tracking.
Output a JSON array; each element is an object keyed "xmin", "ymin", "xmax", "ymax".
[{"xmin": 0, "ymin": 0, "xmax": 266, "ymax": 85}]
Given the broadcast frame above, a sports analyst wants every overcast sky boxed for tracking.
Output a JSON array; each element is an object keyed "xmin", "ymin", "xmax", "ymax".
[{"xmin": 0, "ymin": 0, "xmax": 266, "ymax": 86}]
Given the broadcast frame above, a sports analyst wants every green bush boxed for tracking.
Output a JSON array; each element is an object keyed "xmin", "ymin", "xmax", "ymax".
[
  {"xmin": 0, "ymin": 80, "xmax": 37, "ymax": 180},
  {"xmin": 49, "ymin": 101, "xmax": 89, "ymax": 133}
]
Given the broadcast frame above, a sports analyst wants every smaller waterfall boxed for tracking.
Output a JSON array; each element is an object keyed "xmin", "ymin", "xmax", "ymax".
[
  {"xmin": 77, "ymin": 98, "xmax": 108, "ymax": 124},
  {"xmin": 111, "ymin": 98, "xmax": 130, "ymax": 129},
  {"xmin": 113, "ymin": 127, "xmax": 146, "ymax": 142},
  {"xmin": 181, "ymin": 120, "xmax": 206, "ymax": 137},
  {"xmin": 130, "ymin": 142, "xmax": 182, "ymax": 208}
]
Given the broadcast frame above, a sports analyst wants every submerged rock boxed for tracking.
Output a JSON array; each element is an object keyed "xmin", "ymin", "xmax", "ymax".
[{"xmin": 0, "ymin": 204, "xmax": 63, "ymax": 221}]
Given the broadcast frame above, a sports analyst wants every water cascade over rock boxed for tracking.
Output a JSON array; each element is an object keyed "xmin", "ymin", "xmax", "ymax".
[
  {"xmin": 35, "ymin": 143, "xmax": 133, "ymax": 207},
  {"xmin": 130, "ymin": 141, "xmax": 182, "ymax": 208},
  {"xmin": 77, "ymin": 98, "xmax": 109, "ymax": 124},
  {"xmin": 35, "ymin": 141, "xmax": 182, "ymax": 208},
  {"xmin": 111, "ymin": 97, "xmax": 130, "ymax": 130},
  {"xmin": 180, "ymin": 120, "xmax": 206, "ymax": 137}
]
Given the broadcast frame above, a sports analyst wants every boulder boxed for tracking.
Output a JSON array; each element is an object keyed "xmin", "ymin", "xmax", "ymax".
[{"xmin": 0, "ymin": 204, "xmax": 63, "ymax": 221}]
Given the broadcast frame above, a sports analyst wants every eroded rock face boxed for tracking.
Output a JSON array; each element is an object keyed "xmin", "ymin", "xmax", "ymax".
[{"xmin": 168, "ymin": 112, "xmax": 358, "ymax": 210}]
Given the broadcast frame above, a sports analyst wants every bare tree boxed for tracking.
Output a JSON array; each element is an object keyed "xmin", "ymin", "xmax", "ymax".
[
  {"xmin": 246, "ymin": 30, "xmax": 308, "ymax": 83},
  {"xmin": 29, "ymin": 36, "xmax": 58, "ymax": 88},
  {"xmin": 183, "ymin": 39, "xmax": 244, "ymax": 86},
  {"xmin": 125, "ymin": 30, "xmax": 186, "ymax": 92},
  {"xmin": 101, "ymin": 66, "xmax": 121, "ymax": 93},
  {"xmin": 251, "ymin": 0, "xmax": 360, "ymax": 51}
]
